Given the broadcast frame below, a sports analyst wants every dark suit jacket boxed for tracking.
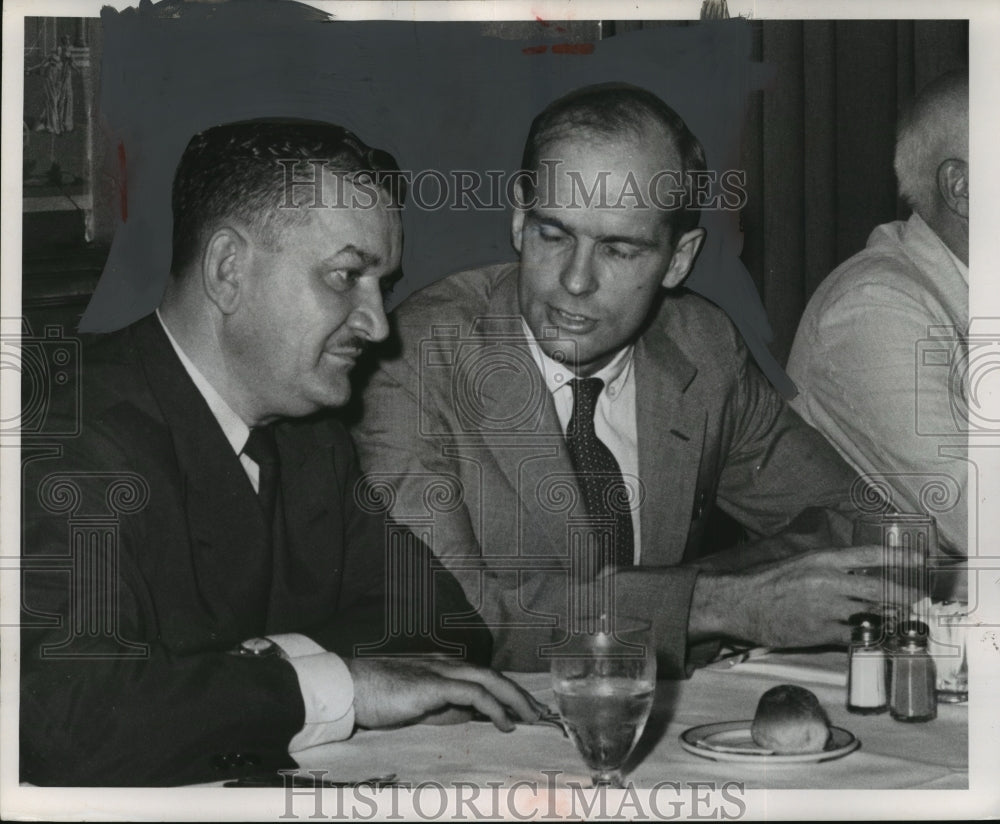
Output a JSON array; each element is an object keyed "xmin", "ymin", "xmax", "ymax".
[
  {"xmin": 353, "ymin": 264, "xmax": 860, "ymax": 676},
  {"xmin": 20, "ymin": 315, "xmax": 489, "ymax": 786}
]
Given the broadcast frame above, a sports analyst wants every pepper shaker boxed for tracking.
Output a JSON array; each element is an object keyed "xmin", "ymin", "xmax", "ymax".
[
  {"xmin": 890, "ymin": 620, "xmax": 937, "ymax": 722},
  {"xmin": 847, "ymin": 613, "xmax": 887, "ymax": 714}
]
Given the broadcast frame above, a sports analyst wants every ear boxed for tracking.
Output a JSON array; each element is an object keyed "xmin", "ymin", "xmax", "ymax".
[
  {"xmin": 201, "ymin": 227, "xmax": 249, "ymax": 315},
  {"xmin": 937, "ymin": 158, "xmax": 969, "ymax": 220},
  {"xmin": 661, "ymin": 227, "xmax": 706, "ymax": 289},
  {"xmin": 510, "ymin": 178, "xmax": 531, "ymax": 255},
  {"xmin": 510, "ymin": 204, "xmax": 526, "ymax": 255}
]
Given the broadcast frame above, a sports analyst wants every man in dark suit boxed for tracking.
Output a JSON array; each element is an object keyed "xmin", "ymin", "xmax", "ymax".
[
  {"xmin": 20, "ymin": 121, "xmax": 539, "ymax": 787},
  {"xmin": 354, "ymin": 83, "xmax": 904, "ymax": 676}
]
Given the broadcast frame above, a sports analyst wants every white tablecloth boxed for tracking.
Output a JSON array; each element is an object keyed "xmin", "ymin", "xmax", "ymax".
[{"xmin": 293, "ymin": 649, "xmax": 967, "ymax": 790}]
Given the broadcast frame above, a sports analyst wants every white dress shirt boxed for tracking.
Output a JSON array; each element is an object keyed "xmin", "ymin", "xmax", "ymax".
[
  {"xmin": 156, "ymin": 311, "xmax": 354, "ymax": 756},
  {"xmin": 520, "ymin": 318, "xmax": 643, "ymax": 562}
]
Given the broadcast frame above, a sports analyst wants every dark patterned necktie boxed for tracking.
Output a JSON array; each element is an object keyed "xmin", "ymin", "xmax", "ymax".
[{"xmin": 565, "ymin": 378, "xmax": 635, "ymax": 568}]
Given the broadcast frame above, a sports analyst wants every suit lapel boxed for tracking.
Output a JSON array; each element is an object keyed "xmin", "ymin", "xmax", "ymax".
[
  {"xmin": 635, "ymin": 316, "xmax": 706, "ymax": 566},
  {"xmin": 472, "ymin": 274, "xmax": 581, "ymax": 562},
  {"xmin": 268, "ymin": 421, "xmax": 340, "ymax": 623},
  {"xmin": 131, "ymin": 316, "xmax": 272, "ymax": 635},
  {"xmin": 471, "ymin": 275, "xmax": 709, "ymax": 567}
]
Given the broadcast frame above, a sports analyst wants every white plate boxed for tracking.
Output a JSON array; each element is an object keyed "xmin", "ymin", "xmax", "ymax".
[{"xmin": 680, "ymin": 721, "xmax": 859, "ymax": 764}]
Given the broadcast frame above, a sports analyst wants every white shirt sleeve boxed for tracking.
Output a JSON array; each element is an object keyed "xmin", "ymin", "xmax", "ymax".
[{"xmin": 266, "ymin": 633, "xmax": 356, "ymax": 756}]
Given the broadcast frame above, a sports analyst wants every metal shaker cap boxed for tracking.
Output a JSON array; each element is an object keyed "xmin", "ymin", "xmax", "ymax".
[
  {"xmin": 849, "ymin": 612, "xmax": 884, "ymax": 644},
  {"xmin": 897, "ymin": 620, "xmax": 930, "ymax": 650}
]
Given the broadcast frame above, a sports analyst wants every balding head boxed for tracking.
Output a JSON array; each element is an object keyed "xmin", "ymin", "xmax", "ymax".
[
  {"xmin": 894, "ymin": 70, "xmax": 969, "ymax": 262},
  {"xmin": 519, "ymin": 82, "xmax": 707, "ymax": 239}
]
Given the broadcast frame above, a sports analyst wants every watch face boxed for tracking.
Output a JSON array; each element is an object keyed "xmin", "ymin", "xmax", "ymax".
[{"xmin": 238, "ymin": 638, "xmax": 278, "ymax": 657}]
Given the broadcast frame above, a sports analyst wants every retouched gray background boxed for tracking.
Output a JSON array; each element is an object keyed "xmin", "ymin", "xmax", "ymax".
[{"xmin": 87, "ymin": 1, "xmax": 786, "ymax": 390}]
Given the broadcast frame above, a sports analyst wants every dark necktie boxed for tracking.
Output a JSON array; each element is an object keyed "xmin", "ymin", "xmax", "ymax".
[
  {"xmin": 565, "ymin": 378, "xmax": 635, "ymax": 568},
  {"xmin": 240, "ymin": 426, "xmax": 284, "ymax": 625},
  {"xmin": 242, "ymin": 426, "xmax": 280, "ymax": 528}
]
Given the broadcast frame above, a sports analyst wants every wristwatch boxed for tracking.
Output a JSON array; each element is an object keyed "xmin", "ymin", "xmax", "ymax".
[{"xmin": 231, "ymin": 637, "xmax": 284, "ymax": 658}]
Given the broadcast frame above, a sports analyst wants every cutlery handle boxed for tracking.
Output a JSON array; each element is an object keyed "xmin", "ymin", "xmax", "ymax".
[{"xmin": 224, "ymin": 772, "xmax": 397, "ymax": 788}]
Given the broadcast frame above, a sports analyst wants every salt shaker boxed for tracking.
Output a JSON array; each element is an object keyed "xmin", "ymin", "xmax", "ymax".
[
  {"xmin": 890, "ymin": 620, "xmax": 937, "ymax": 722},
  {"xmin": 847, "ymin": 613, "xmax": 887, "ymax": 714}
]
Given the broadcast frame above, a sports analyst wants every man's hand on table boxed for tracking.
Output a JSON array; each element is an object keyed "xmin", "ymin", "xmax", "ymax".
[
  {"xmin": 689, "ymin": 545, "xmax": 924, "ymax": 647},
  {"xmin": 347, "ymin": 656, "xmax": 545, "ymax": 732}
]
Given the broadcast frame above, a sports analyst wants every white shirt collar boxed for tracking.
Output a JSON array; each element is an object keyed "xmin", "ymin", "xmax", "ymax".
[
  {"xmin": 519, "ymin": 317, "xmax": 634, "ymax": 400},
  {"xmin": 911, "ymin": 212, "xmax": 968, "ymax": 287},
  {"xmin": 156, "ymin": 309, "xmax": 251, "ymax": 456},
  {"xmin": 939, "ymin": 234, "xmax": 969, "ymax": 288}
]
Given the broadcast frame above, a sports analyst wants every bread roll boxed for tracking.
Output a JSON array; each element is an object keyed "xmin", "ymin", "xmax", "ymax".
[{"xmin": 750, "ymin": 685, "xmax": 831, "ymax": 753}]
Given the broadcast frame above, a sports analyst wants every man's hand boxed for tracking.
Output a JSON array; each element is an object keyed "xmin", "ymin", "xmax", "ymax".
[
  {"xmin": 690, "ymin": 545, "xmax": 925, "ymax": 647},
  {"xmin": 346, "ymin": 656, "xmax": 544, "ymax": 732}
]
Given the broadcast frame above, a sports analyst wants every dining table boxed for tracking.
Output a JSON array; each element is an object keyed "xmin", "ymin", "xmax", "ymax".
[
  {"xmin": 291, "ymin": 647, "xmax": 968, "ymax": 791},
  {"xmin": 7, "ymin": 645, "xmax": 976, "ymax": 824}
]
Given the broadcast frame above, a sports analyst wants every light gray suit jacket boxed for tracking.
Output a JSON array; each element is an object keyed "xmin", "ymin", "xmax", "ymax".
[{"xmin": 353, "ymin": 263, "xmax": 859, "ymax": 676}]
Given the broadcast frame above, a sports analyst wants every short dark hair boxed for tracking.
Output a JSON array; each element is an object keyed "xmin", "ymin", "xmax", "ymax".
[
  {"xmin": 170, "ymin": 119, "xmax": 404, "ymax": 274},
  {"xmin": 520, "ymin": 82, "xmax": 707, "ymax": 236}
]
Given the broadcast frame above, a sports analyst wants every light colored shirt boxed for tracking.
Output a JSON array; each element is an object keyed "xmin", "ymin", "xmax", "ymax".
[
  {"xmin": 521, "ymin": 318, "xmax": 643, "ymax": 562},
  {"xmin": 787, "ymin": 214, "xmax": 969, "ymax": 554},
  {"xmin": 156, "ymin": 311, "xmax": 355, "ymax": 755}
]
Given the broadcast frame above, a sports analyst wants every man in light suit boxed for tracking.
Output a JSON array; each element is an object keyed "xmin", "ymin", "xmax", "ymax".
[
  {"xmin": 20, "ymin": 120, "xmax": 538, "ymax": 786},
  {"xmin": 354, "ymin": 83, "xmax": 901, "ymax": 676}
]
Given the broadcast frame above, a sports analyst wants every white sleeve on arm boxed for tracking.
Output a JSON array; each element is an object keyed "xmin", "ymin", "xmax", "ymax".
[{"xmin": 267, "ymin": 633, "xmax": 356, "ymax": 756}]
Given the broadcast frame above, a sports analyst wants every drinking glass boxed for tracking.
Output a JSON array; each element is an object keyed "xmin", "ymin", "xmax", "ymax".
[
  {"xmin": 550, "ymin": 616, "xmax": 655, "ymax": 788},
  {"xmin": 852, "ymin": 514, "xmax": 936, "ymax": 632}
]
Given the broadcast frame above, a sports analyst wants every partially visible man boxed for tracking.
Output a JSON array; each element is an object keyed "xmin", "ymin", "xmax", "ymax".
[
  {"xmin": 354, "ymin": 83, "xmax": 903, "ymax": 677},
  {"xmin": 787, "ymin": 71, "xmax": 969, "ymax": 555},
  {"xmin": 20, "ymin": 120, "xmax": 538, "ymax": 787}
]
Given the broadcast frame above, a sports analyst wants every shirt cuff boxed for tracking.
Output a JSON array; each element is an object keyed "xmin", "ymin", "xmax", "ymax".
[{"xmin": 266, "ymin": 633, "xmax": 356, "ymax": 755}]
